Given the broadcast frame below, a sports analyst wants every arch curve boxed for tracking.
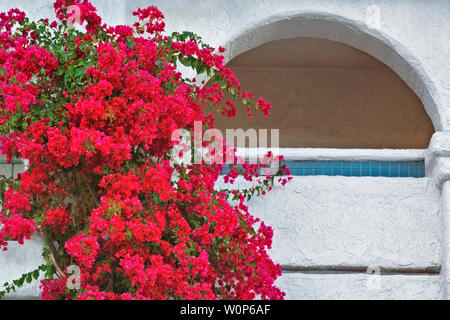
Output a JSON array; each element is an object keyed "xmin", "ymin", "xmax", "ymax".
[{"xmin": 221, "ymin": 11, "xmax": 444, "ymax": 132}]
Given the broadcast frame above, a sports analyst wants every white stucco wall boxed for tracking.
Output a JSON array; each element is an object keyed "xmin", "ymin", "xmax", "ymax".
[
  {"xmin": 1, "ymin": 0, "xmax": 450, "ymax": 300},
  {"xmin": 0, "ymin": 235, "xmax": 44, "ymax": 299},
  {"xmin": 215, "ymin": 176, "xmax": 443, "ymax": 299},
  {"xmin": 277, "ymin": 272, "xmax": 443, "ymax": 300},
  {"xmin": 217, "ymin": 176, "xmax": 441, "ymax": 271}
]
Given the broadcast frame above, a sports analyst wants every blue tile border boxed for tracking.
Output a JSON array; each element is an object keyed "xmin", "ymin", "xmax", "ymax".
[{"xmin": 220, "ymin": 160, "xmax": 425, "ymax": 178}]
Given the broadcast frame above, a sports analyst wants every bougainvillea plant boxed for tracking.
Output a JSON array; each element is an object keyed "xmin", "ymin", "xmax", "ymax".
[{"xmin": 0, "ymin": 0, "xmax": 292, "ymax": 300}]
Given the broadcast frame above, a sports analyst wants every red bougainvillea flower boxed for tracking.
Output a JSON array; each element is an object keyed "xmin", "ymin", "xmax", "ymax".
[{"xmin": 0, "ymin": 0, "xmax": 291, "ymax": 300}]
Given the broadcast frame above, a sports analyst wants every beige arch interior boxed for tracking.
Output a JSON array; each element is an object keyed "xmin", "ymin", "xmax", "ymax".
[{"xmin": 208, "ymin": 37, "xmax": 434, "ymax": 149}]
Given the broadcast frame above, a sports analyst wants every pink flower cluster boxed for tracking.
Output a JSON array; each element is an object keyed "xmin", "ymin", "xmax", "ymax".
[
  {"xmin": 0, "ymin": 0, "xmax": 291, "ymax": 300},
  {"xmin": 42, "ymin": 207, "xmax": 72, "ymax": 234}
]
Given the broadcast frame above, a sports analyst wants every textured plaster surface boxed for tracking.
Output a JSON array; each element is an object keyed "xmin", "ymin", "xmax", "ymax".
[
  {"xmin": 426, "ymin": 132, "xmax": 450, "ymax": 186},
  {"xmin": 216, "ymin": 176, "xmax": 441, "ymax": 270},
  {"xmin": 238, "ymin": 148, "xmax": 427, "ymax": 162},
  {"xmin": 428, "ymin": 132, "xmax": 450, "ymax": 157},
  {"xmin": 440, "ymin": 181, "xmax": 450, "ymax": 299},
  {"xmin": 0, "ymin": 0, "xmax": 448, "ymax": 299},
  {"xmin": 277, "ymin": 272, "xmax": 442, "ymax": 300},
  {"xmin": 0, "ymin": 235, "xmax": 45, "ymax": 299}
]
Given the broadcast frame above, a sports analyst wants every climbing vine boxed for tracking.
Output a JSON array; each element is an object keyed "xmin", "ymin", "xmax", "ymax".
[{"xmin": 0, "ymin": 0, "xmax": 291, "ymax": 300}]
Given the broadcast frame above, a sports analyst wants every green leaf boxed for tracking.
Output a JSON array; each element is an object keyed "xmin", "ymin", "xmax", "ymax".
[
  {"xmin": 74, "ymin": 67, "xmax": 87, "ymax": 77},
  {"xmin": 178, "ymin": 56, "xmax": 189, "ymax": 67},
  {"xmin": 126, "ymin": 38, "xmax": 136, "ymax": 49},
  {"xmin": 197, "ymin": 64, "xmax": 205, "ymax": 74}
]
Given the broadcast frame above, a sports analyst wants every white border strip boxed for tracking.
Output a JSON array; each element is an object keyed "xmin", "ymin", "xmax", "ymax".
[{"xmin": 235, "ymin": 148, "xmax": 427, "ymax": 162}]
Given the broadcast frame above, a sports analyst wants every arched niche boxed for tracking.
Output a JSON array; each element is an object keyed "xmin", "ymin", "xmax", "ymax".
[
  {"xmin": 210, "ymin": 37, "xmax": 434, "ymax": 148},
  {"xmin": 206, "ymin": 11, "xmax": 444, "ymax": 149}
]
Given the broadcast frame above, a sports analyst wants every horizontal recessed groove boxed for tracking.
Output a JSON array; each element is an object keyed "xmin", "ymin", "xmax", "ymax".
[{"xmin": 281, "ymin": 265, "xmax": 441, "ymax": 275}]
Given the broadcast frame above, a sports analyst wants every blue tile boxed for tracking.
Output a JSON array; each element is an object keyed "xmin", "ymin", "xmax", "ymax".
[
  {"xmin": 408, "ymin": 162, "xmax": 419, "ymax": 170},
  {"xmin": 390, "ymin": 171, "xmax": 400, "ymax": 177},
  {"xmin": 418, "ymin": 162, "xmax": 425, "ymax": 170},
  {"xmin": 370, "ymin": 169, "xmax": 380, "ymax": 177},
  {"xmin": 288, "ymin": 161, "xmax": 304, "ymax": 169},
  {"xmin": 351, "ymin": 168, "xmax": 361, "ymax": 176},
  {"xmin": 370, "ymin": 162, "xmax": 380, "ymax": 170},
  {"xmin": 399, "ymin": 170, "xmax": 409, "ymax": 177},
  {"xmin": 342, "ymin": 169, "xmax": 352, "ymax": 176},
  {"xmin": 389, "ymin": 162, "xmax": 400, "ymax": 170},
  {"xmin": 323, "ymin": 161, "xmax": 333, "ymax": 169},
  {"xmin": 351, "ymin": 162, "xmax": 361, "ymax": 169},
  {"xmin": 333, "ymin": 162, "xmax": 343, "ymax": 169},
  {"xmin": 222, "ymin": 160, "xmax": 426, "ymax": 177},
  {"xmin": 315, "ymin": 162, "xmax": 323, "ymax": 169},
  {"xmin": 361, "ymin": 162, "xmax": 370, "ymax": 170},
  {"xmin": 408, "ymin": 170, "xmax": 418, "ymax": 178},
  {"xmin": 303, "ymin": 161, "xmax": 314, "ymax": 169}
]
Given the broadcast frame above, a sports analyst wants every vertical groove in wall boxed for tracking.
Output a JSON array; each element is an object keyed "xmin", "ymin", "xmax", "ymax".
[{"xmin": 440, "ymin": 181, "xmax": 450, "ymax": 299}]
